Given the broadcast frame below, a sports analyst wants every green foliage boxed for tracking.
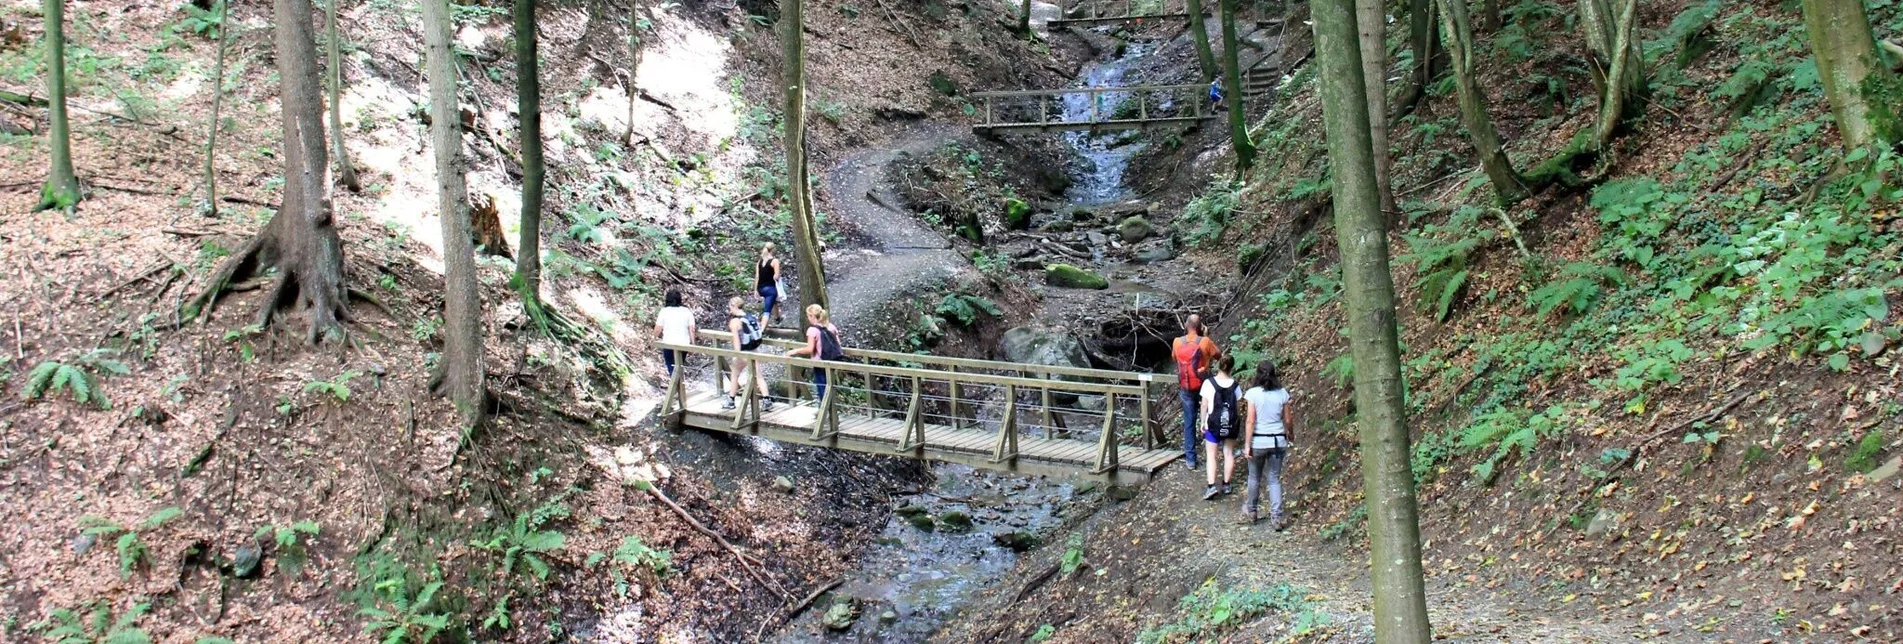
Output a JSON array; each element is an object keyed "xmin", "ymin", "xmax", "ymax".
[
  {"xmin": 970, "ymin": 250, "xmax": 1011, "ymax": 282},
  {"xmin": 77, "ymin": 508, "xmax": 183, "ymax": 578},
  {"xmin": 1028, "ymin": 624, "xmax": 1057, "ymax": 643},
  {"xmin": 1460, "ymin": 406, "xmax": 1567, "ymax": 485},
  {"xmin": 1138, "ymin": 581, "xmax": 1325, "ymax": 644},
  {"xmin": 1321, "ymin": 352, "xmax": 1353, "ymax": 390},
  {"xmin": 38, "ymin": 601, "xmax": 150, "ymax": 644},
  {"xmin": 612, "ymin": 535, "xmax": 672, "ymax": 577},
  {"xmin": 173, "ymin": 1, "xmax": 227, "ymax": 40},
  {"xmin": 935, "ymin": 293, "xmax": 1002, "ymax": 326},
  {"xmin": 1177, "ymin": 181, "xmax": 1242, "ymax": 247},
  {"xmin": 1528, "ymin": 262, "xmax": 1627, "ymax": 317},
  {"xmin": 1845, "ymin": 429, "xmax": 1887, "ymax": 474},
  {"xmin": 360, "ymin": 581, "xmax": 449, "ymax": 644},
  {"xmin": 254, "ymin": 520, "xmax": 320, "ymax": 573},
  {"xmin": 1059, "ymin": 534, "xmax": 1085, "ymax": 576},
  {"xmin": 1401, "ymin": 230, "xmax": 1481, "ymax": 322},
  {"xmin": 476, "ymin": 503, "xmax": 569, "ymax": 583},
  {"xmin": 22, "ymin": 349, "xmax": 129, "ymax": 409},
  {"xmin": 449, "ymin": 3, "xmax": 508, "ymax": 25},
  {"xmin": 1318, "ymin": 503, "xmax": 1366, "ymax": 541},
  {"xmin": 303, "ymin": 370, "xmax": 361, "ymax": 403}
]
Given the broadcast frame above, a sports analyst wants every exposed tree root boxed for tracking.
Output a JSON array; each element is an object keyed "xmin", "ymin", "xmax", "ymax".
[{"xmin": 186, "ymin": 212, "xmax": 352, "ymax": 344}]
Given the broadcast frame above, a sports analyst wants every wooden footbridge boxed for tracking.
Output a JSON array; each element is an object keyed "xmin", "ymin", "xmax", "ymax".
[
  {"xmin": 659, "ymin": 330, "xmax": 1183, "ymax": 484},
  {"xmin": 971, "ymin": 84, "xmax": 1216, "ymax": 134},
  {"xmin": 1049, "ymin": 0, "xmax": 1191, "ymax": 26}
]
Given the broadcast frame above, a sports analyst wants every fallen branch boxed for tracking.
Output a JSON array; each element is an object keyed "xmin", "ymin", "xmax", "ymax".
[
  {"xmin": 642, "ymin": 483, "xmax": 789, "ymax": 599},
  {"xmin": 756, "ymin": 578, "xmax": 845, "ymax": 640},
  {"xmin": 1551, "ymin": 392, "xmax": 1754, "ymax": 534},
  {"xmin": 0, "ymin": 90, "xmax": 48, "ymax": 106},
  {"xmin": 100, "ymin": 261, "xmax": 176, "ymax": 300},
  {"xmin": 1882, "ymin": 40, "xmax": 1903, "ymax": 70},
  {"xmin": 1014, "ymin": 562, "xmax": 1062, "ymax": 602}
]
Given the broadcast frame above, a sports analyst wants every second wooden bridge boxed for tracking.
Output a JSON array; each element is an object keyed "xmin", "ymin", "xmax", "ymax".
[
  {"xmin": 659, "ymin": 330, "xmax": 1183, "ymax": 484},
  {"xmin": 970, "ymin": 84, "xmax": 1217, "ymax": 134}
]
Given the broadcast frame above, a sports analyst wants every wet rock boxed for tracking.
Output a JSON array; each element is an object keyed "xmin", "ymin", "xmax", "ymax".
[
  {"xmin": 1117, "ymin": 216, "xmax": 1155, "ymax": 243},
  {"xmin": 822, "ymin": 598, "xmax": 860, "ymax": 631},
  {"xmin": 1084, "ymin": 230, "xmax": 1110, "ymax": 248},
  {"xmin": 938, "ymin": 511, "xmax": 974, "ymax": 533},
  {"xmin": 1585, "ymin": 509, "xmax": 1622, "ymax": 539},
  {"xmin": 1075, "ymin": 394, "xmax": 1106, "ymax": 412},
  {"xmin": 1106, "ymin": 486, "xmax": 1139, "ymax": 502},
  {"xmin": 879, "ymin": 610, "xmax": 899, "ymax": 626},
  {"xmin": 232, "ymin": 542, "xmax": 263, "ymax": 579},
  {"xmin": 906, "ymin": 514, "xmax": 936, "ymax": 531},
  {"xmin": 1075, "ymin": 481, "xmax": 1102, "ymax": 494},
  {"xmin": 1001, "ymin": 327, "xmax": 1092, "ymax": 370},
  {"xmin": 1045, "ymin": 264, "xmax": 1109, "ymax": 290},
  {"xmin": 992, "ymin": 531, "xmax": 1040, "ymax": 552},
  {"xmin": 770, "ymin": 475, "xmax": 795, "ymax": 494},
  {"xmin": 1134, "ymin": 239, "xmax": 1177, "ymax": 264},
  {"xmin": 1041, "ymin": 220, "xmax": 1074, "ymax": 233},
  {"xmin": 1014, "ymin": 257, "xmax": 1048, "ymax": 271},
  {"xmin": 1005, "ymin": 198, "xmax": 1032, "ymax": 230},
  {"xmin": 894, "ymin": 504, "xmax": 929, "ymax": 518}
]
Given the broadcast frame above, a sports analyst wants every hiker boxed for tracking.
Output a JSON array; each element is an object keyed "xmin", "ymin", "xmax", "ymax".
[
  {"xmin": 654, "ymin": 289, "xmax": 697, "ymax": 376},
  {"xmin": 757, "ymin": 243, "xmax": 785, "ymax": 323},
  {"xmin": 786, "ymin": 303, "xmax": 845, "ymax": 401},
  {"xmin": 1200, "ymin": 355, "xmax": 1243, "ymax": 500},
  {"xmin": 1172, "ymin": 314, "xmax": 1221, "ymax": 469},
  {"xmin": 1241, "ymin": 362, "xmax": 1293, "ymax": 529},
  {"xmin": 1207, "ymin": 78, "xmax": 1225, "ymax": 110},
  {"xmin": 723, "ymin": 296, "xmax": 771, "ymax": 410}
]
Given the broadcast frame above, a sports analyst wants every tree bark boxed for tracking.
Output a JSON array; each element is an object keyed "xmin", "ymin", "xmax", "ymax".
[
  {"xmin": 514, "ymin": 0, "xmax": 544, "ymax": 307},
  {"xmin": 783, "ymin": 0, "xmax": 829, "ymax": 313},
  {"xmin": 1356, "ymin": 0, "xmax": 1395, "ymax": 220},
  {"xmin": 624, "ymin": 7, "xmax": 645, "ymax": 143},
  {"xmin": 190, "ymin": 0, "xmax": 350, "ymax": 343},
  {"xmin": 1392, "ymin": 0, "xmax": 1437, "ymax": 125},
  {"xmin": 1479, "ymin": 0, "xmax": 1501, "ymax": 32},
  {"xmin": 422, "ymin": 0, "xmax": 487, "ymax": 421},
  {"xmin": 1437, "ymin": 0, "xmax": 1527, "ymax": 203},
  {"xmin": 1579, "ymin": 0, "xmax": 1643, "ymax": 149},
  {"xmin": 1185, "ymin": 0, "xmax": 1220, "ymax": 82},
  {"xmin": 1310, "ymin": 0, "xmax": 1432, "ymax": 640},
  {"xmin": 1219, "ymin": 0, "xmax": 1254, "ymax": 173},
  {"xmin": 1017, "ymin": 0, "xmax": 1033, "ymax": 37},
  {"xmin": 325, "ymin": 0, "xmax": 360, "ymax": 191},
  {"xmin": 37, "ymin": 0, "xmax": 82, "ymax": 212},
  {"xmin": 1800, "ymin": 0, "xmax": 1900, "ymax": 150},
  {"xmin": 201, "ymin": 0, "xmax": 233, "ymax": 217}
]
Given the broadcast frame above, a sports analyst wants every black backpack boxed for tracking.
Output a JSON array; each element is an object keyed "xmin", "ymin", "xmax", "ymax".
[
  {"xmin": 817, "ymin": 326, "xmax": 846, "ymax": 361},
  {"xmin": 737, "ymin": 314, "xmax": 764, "ymax": 350},
  {"xmin": 1207, "ymin": 380, "xmax": 1240, "ymax": 440}
]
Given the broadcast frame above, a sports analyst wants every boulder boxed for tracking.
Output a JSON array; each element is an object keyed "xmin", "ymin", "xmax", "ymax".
[
  {"xmin": 1013, "ymin": 257, "xmax": 1048, "ymax": 271},
  {"xmin": 1004, "ymin": 198, "xmax": 1033, "ymax": 230},
  {"xmin": 1044, "ymin": 264, "xmax": 1109, "ymax": 289},
  {"xmin": 1106, "ymin": 486, "xmax": 1139, "ymax": 502},
  {"xmin": 822, "ymin": 598, "xmax": 860, "ymax": 631},
  {"xmin": 1041, "ymin": 220, "xmax": 1074, "ymax": 233},
  {"xmin": 1001, "ymin": 327, "xmax": 1092, "ymax": 371},
  {"xmin": 770, "ymin": 475, "xmax": 795, "ymax": 494},
  {"xmin": 992, "ymin": 531, "xmax": 1040, "ymax": 552},
  {"xmin": 879, "ymin": 610, "xmax": 900, "ymax": 625},
  {"xmin": 1585, "ymin": 509, "xmax": 1622, "ymax": 539},
  {"xmin": 894, "ymin": 504, "xmax": 929, "ymax": 518},
  {"xmin": 906, "ymin": 514, "xmax": 936, "ymax": 531},
  {"xmin": 1134, "ymin": 239, "xmax": 1176, "ymax": 264},
  {"xmin": 938, "ymin": 511, "xmax": 974, "ymax": 533},
  {"xmin": 232, "ymin": 542, "xmax": 263, "ymax": 578},
  {"xmin": 1117, "ymin": 216, "xmax": 1155, "ymax": 243}
]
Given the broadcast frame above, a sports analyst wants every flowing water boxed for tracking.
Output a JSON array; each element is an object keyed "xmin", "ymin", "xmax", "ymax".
[{"xmin": 1063, "ymin": 44, "xmax": 1153, "ymax": 205}]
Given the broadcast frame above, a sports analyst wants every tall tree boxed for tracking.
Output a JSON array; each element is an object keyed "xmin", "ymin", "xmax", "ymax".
[
  {"xmin": 1185, "ymin": 0, "xmax": 1220, "ymax": 82},
  {"xmin": 36, "ymin": 0, "xmax": 81, "ymax": 212},
  {"xmin": 513, "ymin": 0, "xmax": 544, "ymax": 312},
  {"xmin": 1478, "ymin": 0, "xmax": 1501, "ymax": 32},
  {"xmin": 1356, "ymin": 0, "xmax": 1395, "ymax": 218},
  {"xmin": 1017, "ymin": 0, "xmax": 1033, "ymax": 38},
  {"xmin": 422, "ymin": 0, "xmax": 486, "ymax": 419},
  {"xmin": 325, "ymin": 0, "xmax": 360, "ymax": 191},
  {"xmin": 623, "ymin": 8, "xmax": 646, "ymax": 144},
  {"xmin": 1393, "ymin": 0, "xmax": 1438, "ymax": 122},
  {"xmin": 189, "ymin": 0, "xmax": 350, "ymax": 342},
  {"xmin": 1311, "ymin": 0, "xmax": 1433, "ymax": 640},
  {"xmin": 1437, "ymin": 0, "xmax": 1527, "ymax": 203},
  {"xmin": 783, "ymin": 0, "xmax": 829, "ymax": 312},
  {"xmin": 1800, "ymin": 0, "xmax": 1900, "ymax": 150},
  {"xmin": 1580, "ymin": 0, "xmax": 1643, "ymax": 149},
  {"xmin": 201, "ymin": 0, "xmax": 234, "ymax": 217},
  {"xmin": 1219, "ymin": 0, "xmax": 1254, "ymax": 172}
]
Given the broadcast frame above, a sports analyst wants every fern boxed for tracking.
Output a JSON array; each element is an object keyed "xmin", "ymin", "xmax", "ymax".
[
  {"xmin": 41, "ymin": 601, "xmax": 151, "ymax": 644},
  {"xmin": 361, "ymin": 581, "xmax": 449, "ymax": 644},
  {"xmin": 1528, "ymin": 262, "xmax": 1627, "ymax": 317},
  {"xmin": 477, "ymin": 504, "xmax": 568, "ymax": 582},
  {"xmin": 1401, "ymin": 233, "xmax": 1480, "ymax": 322},
  {"xmin": 1321, "ymin": 353, "xmax": 1354, "ymax": 390},
  {"xmin": 935, "ymin": 293, "xmax": 1002, "ymax": 327},
  {"xmin": 22, "ymin": 349, "xmax": 129, "ymax": 409},
  {"xmin": 1461, "ymin": 406, "xmax": 1567, "ymax": 485},
  {"xmin": 78, "ymin": 508, "xmax": 182, "ymax": 578},
  {"xmin": 303, "ymin": 371, "xmax": 361, "ymax": 403}
]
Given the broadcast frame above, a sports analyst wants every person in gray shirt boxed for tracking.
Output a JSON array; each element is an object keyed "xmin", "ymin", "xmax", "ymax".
[{"xmin": 1241, "ymin": 363, "xmax": 1293, "ymax": 529}]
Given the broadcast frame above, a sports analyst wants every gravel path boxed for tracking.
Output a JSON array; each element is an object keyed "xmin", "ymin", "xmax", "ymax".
[{"xmin": 815, "ymin": 124, "xmax": 969, "ymax": 333}]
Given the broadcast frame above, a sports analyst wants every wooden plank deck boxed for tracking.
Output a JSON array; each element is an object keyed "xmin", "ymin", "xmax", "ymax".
[
  {"xmin": 676, "ymin": 392, "xmax": 1181, "ymax": 484},
  {"xmin": 972, "ymin": 114, "xmax": 1214, "ymax": 135}
]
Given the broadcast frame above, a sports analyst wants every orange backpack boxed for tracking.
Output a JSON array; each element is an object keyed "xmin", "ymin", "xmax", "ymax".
[{"xmin": 1174, "ymin": 337, "xmax": 1209, "ymax": 392}]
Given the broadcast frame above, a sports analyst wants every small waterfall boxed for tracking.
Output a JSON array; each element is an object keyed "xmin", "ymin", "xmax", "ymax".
[{"xmin": 1062, "ymin": 43, "xmax": 1151, "ymax": 205}]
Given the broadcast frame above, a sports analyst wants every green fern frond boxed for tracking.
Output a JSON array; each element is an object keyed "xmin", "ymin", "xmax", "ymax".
[{"xmin": 24, "ymin": 361, "xmax": 59, "ymax": 399}]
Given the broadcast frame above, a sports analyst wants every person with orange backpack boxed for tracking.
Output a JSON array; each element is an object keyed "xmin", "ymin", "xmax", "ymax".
[{"xmin": 1172, "ymin": 314, "xmax": 1221, "ymax": 470}]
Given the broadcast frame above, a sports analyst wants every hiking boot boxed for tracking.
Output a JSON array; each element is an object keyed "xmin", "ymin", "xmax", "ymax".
[
  {"xmin": 1186, "ymin": 460, "xmax": 1199, "ymax": 471},
  {"xmin": 1237, "ymin": 511, "xmax": 1257, "ymax": 525},
  {"xmin": 1220, "ymin": 483, "xmax": 1232, "ymax": 496},
  {"xmin": 1202, "ymin": 485, "xmax": 1219, "ymax": 501},
  {"xmin": 1271, "ymin": 515, "xmax": 1288, "ymax": 532},
  {"xmin": 762, "ymin": 399, "xmax": 775, "ymax": 411},
  {"xmin": 722, "ymin": 396, "xmax": 736, "ymax": 410}
]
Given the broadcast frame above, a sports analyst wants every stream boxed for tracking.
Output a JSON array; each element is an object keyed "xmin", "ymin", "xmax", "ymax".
[{"xmin": 768, "ymin": 37, "xmax": 1154, "ymax": 644}]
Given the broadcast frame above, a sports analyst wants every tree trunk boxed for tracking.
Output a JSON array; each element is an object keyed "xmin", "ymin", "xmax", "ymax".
[
  {"xmin": 1017, "ymin": 0, "xmax": 1033, "ymax": 37},
  {"xmin": 783, "ymin": 0, "xmax": 829, "ymax": 313},
  {"xmin": 514, "ymin": 0, "xmax": 544, "ymax": 307},
  {"xmin": 1392, "ymin": 0, "xmax": 1436, "ymax": 125},
  {"xmin": 1357, "ymin": 0, "xmax": 1395, "ymax": 220},
  {"xmin": 1310, "ymin": 0, "xmax": 1433, "ymax": 640},
  {"xmin": 1219, "ymin": 0, "xmax": 1254, "ymax": 173},
  {"xmin": 37, "ymin": 0, "xmax": 81, "ymax": 212},
  {"xmin": 325, "ymin": 0, "xmax": 360, "ymax": 191},
  {"xmin": 201, "ymin": 0, "xmax": 233, "ymax": 217},
  {"xmin": 1579, "ymin": 0, "xmax": 1644, "ymax": 149},
  {"xmin": 1479, "ymin": 0, "xmax": 1501, "ymax": 32},
  {"xmin": 189, "ymin": 0, "xmax": 350, "ymax": 343},
  {"xmin": 1185, "ymin": 0, "xmax": 1220, "ymax": 82},
  {"xmin": 1437, "ymin": 0, "xmax": 1527, "ymax": 203},
  {"xmin": 624, "ymin": 8, "xmax": 645, "ymax": 143},
  {"xmin": 422, "ymin": 0, "xmax": 487, "ymax": 420},
  {"xmin": 1801, "ymin": 0, "xmax": 1900, "ymax": 150}
]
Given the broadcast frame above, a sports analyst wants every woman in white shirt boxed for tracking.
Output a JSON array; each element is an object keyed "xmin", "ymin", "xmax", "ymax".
[
  {"xmin": 1199, "ymin": 355, "xmax": 1244, "ymax": 501},
  {"xmin": 653, "ymin": 289, "xmax": 697, "ymax": 375},
  {"xmin": 1241, "ymin": 363, "xmax": 1293, "ymax": 529}
]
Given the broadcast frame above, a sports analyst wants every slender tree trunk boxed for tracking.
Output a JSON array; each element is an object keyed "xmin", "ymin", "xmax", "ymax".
[
  {"xmin": 1392, "ymin": 0, "xmax": 1436, "ymax": 124},
  {"xmin": 1017, "ymin": 0, "xmax": 1033, "ymax": 37},
  {"xmin": 422, "ymin": 0, "xmax": 487, "ymax": 420},
  {"xmin": 783, "ymin": 0, "xmax": 829, "ymax": 312},
  {"xmin": 201, "ymin": 0, "xmax": 233, "ymax": 217},
  {"xmin": 624, "ymin": 8, "xmax": 644, "ymax": 143},
  {"xmin": 1356, "ymin": 0, "xmax": 1395, "ymax": 220},
  {"xmin": 1478, "ymin": 0, "xmax": 1501, "ymax": 32},
  {"xmin": 1579, "ymin": 0, "xmax": 1644, "ymax": 149},
  {"xmin": 1185, "ymin": 0, "xmax": 1220, "ymax": 82},
  {"xmin": 1800, "ymin": 0, "xmax": 1900, "ymax": 150},
  {"xmin": 325, "ymin": 0, "xmax": 360, "ymax": 191},
  {"xmin": 1219, "ymin": 0, "xmax": 1254, "ymax": 173},
  {"xmin": 37, "ymin": 0, "xmax": 81, "ymax": 212},
  {"xmin": 514, "ymin": 0, "xmax": 544, "ymax": 308},
  {"xmin": 190, "ymin": 0, "xmax": 350, "ymax": 342},
  {"xmin": 1311, "ymin": 0, "xmax": 1432, "ymax": 640},
  {"xmin": 1437, "ymin": 0, "xmax": 1527, "ymax": 203}
]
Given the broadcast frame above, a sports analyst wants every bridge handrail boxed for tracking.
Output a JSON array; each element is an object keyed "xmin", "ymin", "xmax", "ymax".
[
  {"xmin": 698, "ymin": 329, "xmax": 1157, "ymax": 385},
  {"xmin": 970, "ymin": 84, "xmax": 1208, "ymax": 99},
  {"xmin": 660, "ymin": 341, "xmax": 1147, "ymax": 397}
]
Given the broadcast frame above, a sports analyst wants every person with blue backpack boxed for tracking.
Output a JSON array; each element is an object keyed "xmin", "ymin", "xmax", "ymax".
[
  {"xmin": 723, "ymin": 296, "xmax": 771, "ymax": 410},
  {"xmin": 786, "ymin": 304, "xmax": 845, "ymax": 401}
]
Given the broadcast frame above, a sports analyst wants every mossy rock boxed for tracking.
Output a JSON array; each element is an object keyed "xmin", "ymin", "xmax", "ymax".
[
  {"xmin": 938, "ymin": 511, "xmax": 974, "ymax": 533},
  {"xmin": 1041, "ymin": 220, "xmax": 1074, "ymax": 233},
  {"xmin": 1045, "ymin": 264, "xmax": 1109, "ymax": 290},
  {"xmin": 1117, "ymin": 216, "xmax": 1155, "ymax": 243},
  {"xmin": 928, "ymin": 71, "xmax": 960, "ymax": 97},
  {"xmin": 906, "ymin": 514, "xmax": 936, "ymax": 531},
  {"xmin": 894, "ymin": 504, "xmax": 929, "ymax": 518},
  {"xmin": 822, "ymin": 598, "xmax": 860, "ymax": 631},
  {"xmin": 1005, "ymin": 198, "xmax": 1032, "ymax": 230},
  {"xmin": 991, "ymin": 530, "xmax": 1039, "ymax": 552}
]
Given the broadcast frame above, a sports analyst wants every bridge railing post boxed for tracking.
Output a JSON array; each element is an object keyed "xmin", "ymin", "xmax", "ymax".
[
  {"xmin": 1094, "ymin": 392, "xmax": 1119, "ymax": 473},
  {"xmin": 1140, "ymin": 377, "xmax": 1154, "ymax": 450},
  {"xmin": 948, "ymin": 364, "xmax": 961, "ymax": 429}
]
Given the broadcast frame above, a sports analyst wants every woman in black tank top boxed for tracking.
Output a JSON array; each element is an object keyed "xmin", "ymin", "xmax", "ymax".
[{"xmin": 756, "ymin": 243, "xmax": 783, "ymax": 321}]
